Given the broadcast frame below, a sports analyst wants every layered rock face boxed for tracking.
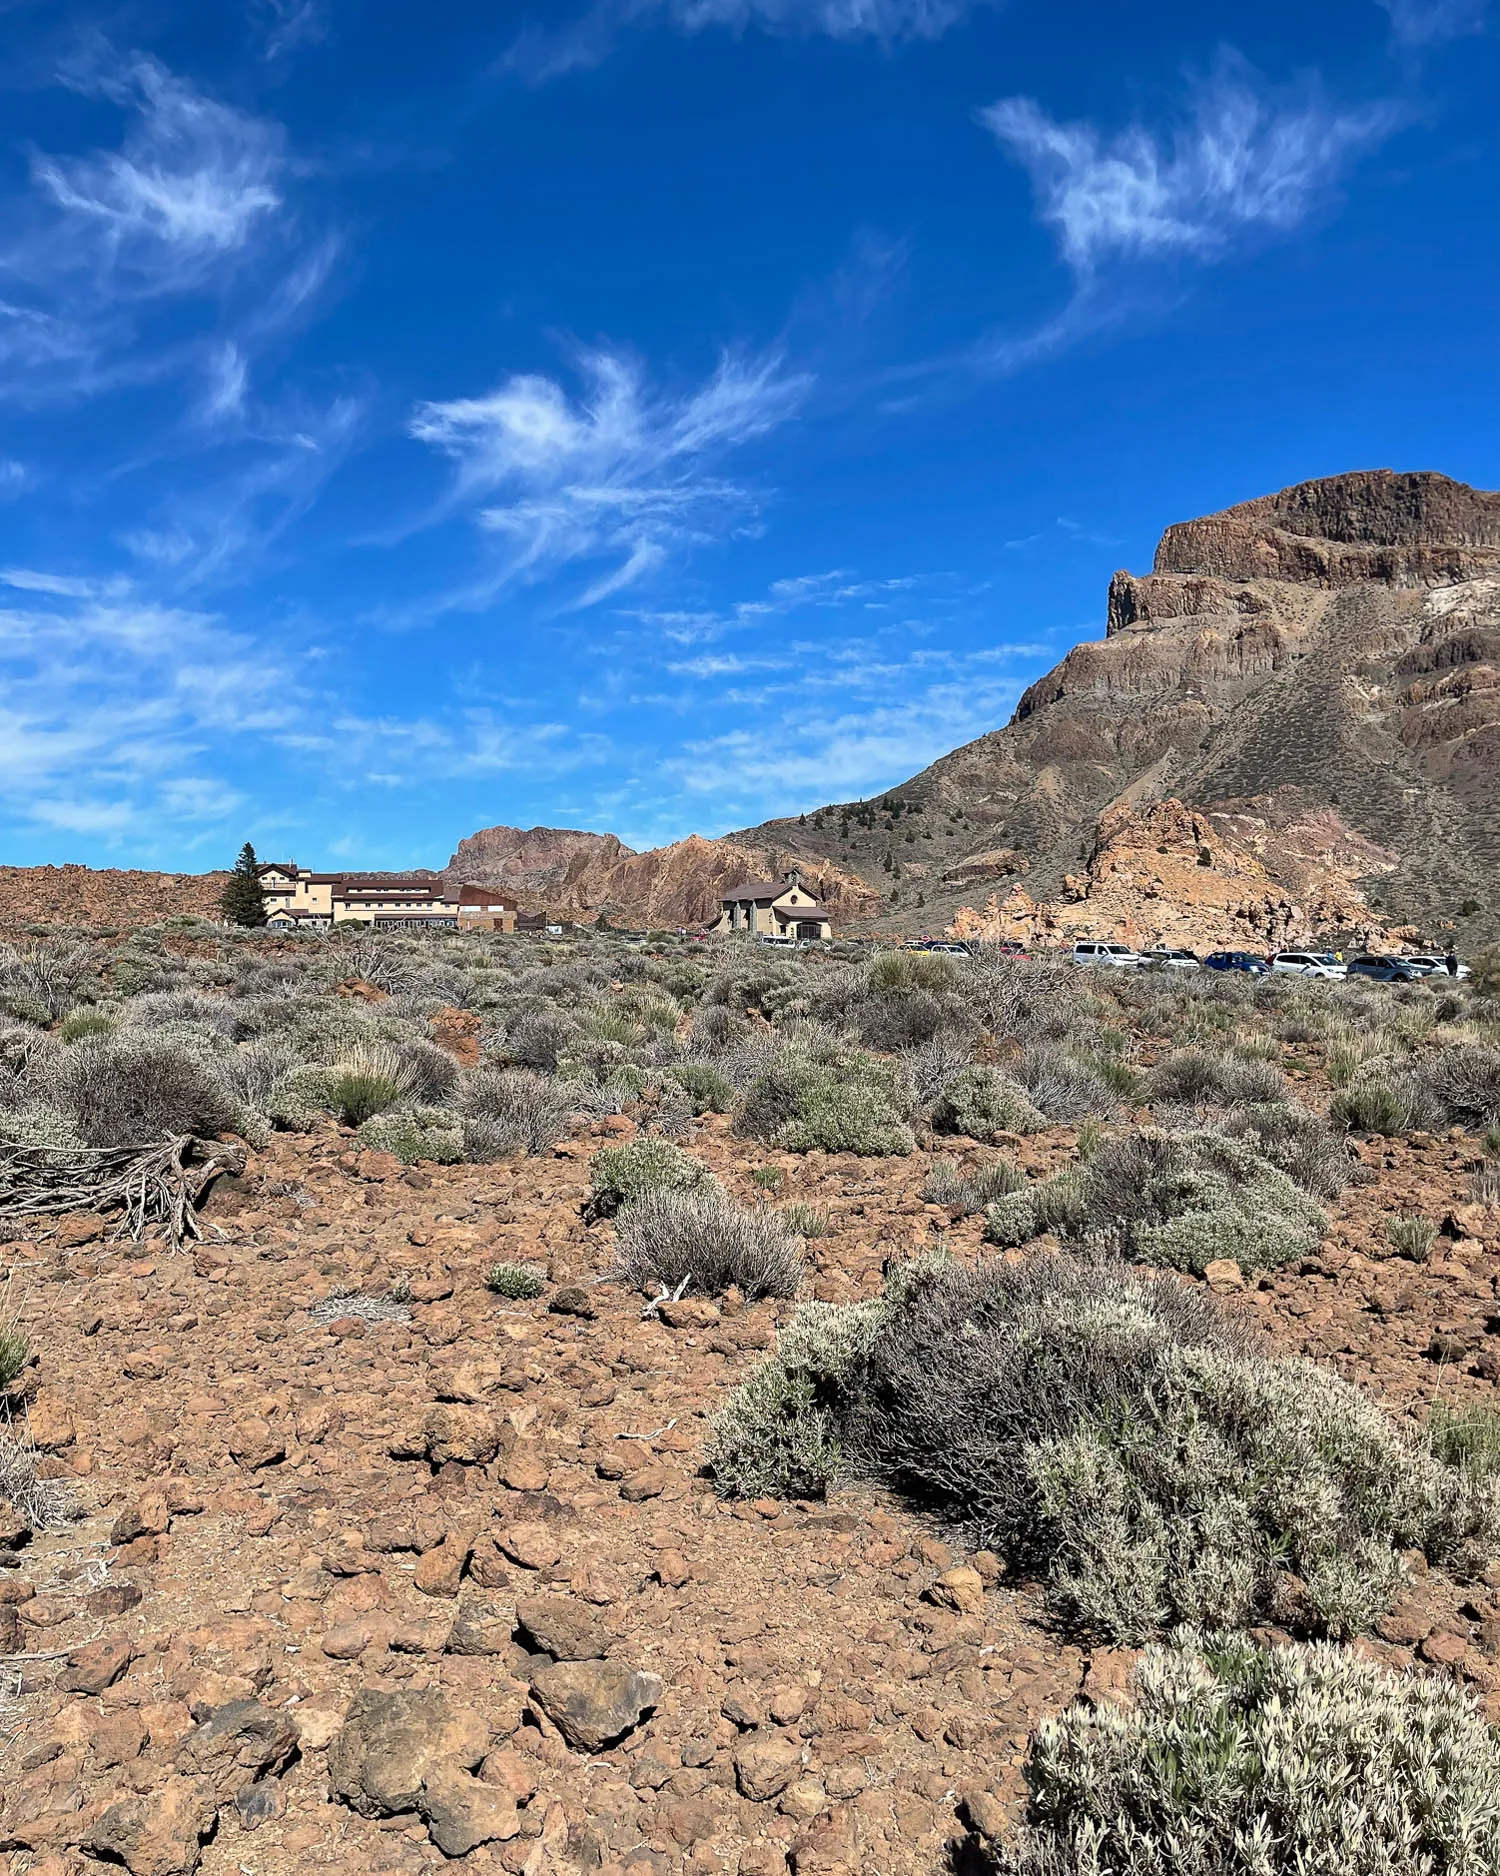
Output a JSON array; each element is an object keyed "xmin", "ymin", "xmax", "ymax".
[
  {"xmin": 446, "ymin": 828, "xmax": 881, "ymax": 928},
  {"xmin": 752, "ymin": 469, "xmax": 1500, "ymax": 939},
  {"xmin": 1153, "ymin": 470, "xmax": 1500, "ymax": 588}
]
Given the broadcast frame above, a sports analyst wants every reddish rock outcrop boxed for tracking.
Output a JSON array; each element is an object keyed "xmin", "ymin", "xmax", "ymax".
[{"xmin": 447, "ymin": 828, "xmax": 881, "ymax": 929}]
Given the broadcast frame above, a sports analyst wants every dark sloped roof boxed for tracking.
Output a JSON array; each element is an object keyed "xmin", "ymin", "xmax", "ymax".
[{"xmin": 720, "ymin": 879, "xmax": 788, "ymax": 902}]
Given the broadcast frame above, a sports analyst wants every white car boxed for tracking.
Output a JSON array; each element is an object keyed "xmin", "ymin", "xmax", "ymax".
[
  {"xmin": 1269, "ymin": 951, "xmax": 1346, "ymax": 979},
  {"xmin": 1141, "ymin": 948, "xmax": 1201, "ymax": 972},
  {"xmin": 1400, "ymin": 955, "xmax": 1472, "ymax": 981},
  {"xmin": 1072, "ymin": 941, "xmax": 1145, "ymax": 968}
]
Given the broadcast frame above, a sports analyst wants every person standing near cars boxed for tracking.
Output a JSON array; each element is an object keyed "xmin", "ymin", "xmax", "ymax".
[{"xmin": 1446, "ymin": 947, "xmax": 1460, "ymax": 976}]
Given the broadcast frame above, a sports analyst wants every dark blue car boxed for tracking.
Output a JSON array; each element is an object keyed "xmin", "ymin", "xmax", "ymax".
[{"xmin": 1203, "ymin": 950, "xmax": 1270, "ymax": 975}]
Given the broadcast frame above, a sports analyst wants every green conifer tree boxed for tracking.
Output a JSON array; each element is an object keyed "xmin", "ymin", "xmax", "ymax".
[{"xmin": 221, "ymin": 843, "xmax": 268, "ymax": 927}]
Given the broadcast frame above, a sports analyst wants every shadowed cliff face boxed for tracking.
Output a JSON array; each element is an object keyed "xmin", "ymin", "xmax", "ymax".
[{"xmin": 739, "ymin": 469, "xmax": 1500, "ymax": 939}]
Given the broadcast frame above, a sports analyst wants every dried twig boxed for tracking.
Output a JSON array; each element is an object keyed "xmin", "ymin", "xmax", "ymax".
[
  {"xmin": 640, "ymin": 1273, "xmax": 692, "ymax": 1320},
  {"xmin": 0, "ymin": 1134, "xmax": 244, "ymax": 1253},
  {"xmin": 619, "ymin": 1419, "xmax": 677, "ymax": 1442}
]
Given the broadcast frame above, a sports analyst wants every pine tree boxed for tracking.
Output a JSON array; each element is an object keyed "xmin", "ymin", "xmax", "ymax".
[{"xmin": 221, "ymin": 843, "xmax": 268, "ymax": 927}]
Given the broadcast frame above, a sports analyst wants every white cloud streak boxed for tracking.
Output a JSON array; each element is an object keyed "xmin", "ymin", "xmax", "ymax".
[
  {"xmin": 409, "ymin": 348, "xmax": 809, "ymax": 605},
  {"xmin": 0, "ymin": 571, "xmax": 293, "ymax": 841},
  {"xmin": 32, "ymin": 55, "xmax": 284, "ymax": 287},
  {"xmin": 508, "ymin": 0, "xmax": 978, "ymax": 80},
  {"xmin": 982, "ymin": 58, "xmax": 1400, "ymax": 275},
  {"xmin": 1379, "ymin": 0, "xmax": 1487, "ymax": 42}
]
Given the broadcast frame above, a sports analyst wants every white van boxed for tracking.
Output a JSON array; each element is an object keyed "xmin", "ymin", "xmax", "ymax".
[{"xmin": 1071, "ymin": 941, "xmax": 1144, "ymax": 968}]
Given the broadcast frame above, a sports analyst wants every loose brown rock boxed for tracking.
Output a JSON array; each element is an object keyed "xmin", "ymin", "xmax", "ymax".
[
  {"xmin": 927, "ymin": 1565, "xmax": 985, "ymax": 1616},
  {"xmin": 56, "ymin": 1635, "xmax": 133, "ymax": 1695},
  {"xmin": 516, "ymin": 1594, "xmax": 615, "ymax": 1661},
  {"xmin": 81, "ymin": 1776, "xmax": 218, "ymax": 1876},
  {"xmin": 735, "ymin": 1737, "xmax": 803, "ymax": 1802},
  {"xmin": 529, "ymin": 1659, "xmax": 663, "ymax": 1751},
  {"xmin": 328, "ymin": 1687, "xmax": 489, "ymax": 1817},
  {"xmin": 421, "ymin": 1766, "xmax": 523, "ymax": 1856},
  {"xmin": 500, "ymin": 1521, "xmax": 562, "ymax": 1571}
]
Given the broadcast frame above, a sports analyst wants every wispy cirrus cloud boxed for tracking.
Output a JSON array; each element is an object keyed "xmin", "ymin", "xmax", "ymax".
[
  {"xmin": 408, "ymin": 347, "xmax": 810, "ymax": 607},
  {"xmin": 0, "ymin": 566, "xmax": 294, "ymax": 841},
  {"xmin": 30, "ymin": 53, "xmax": 285, "ymax": 293},
  {"xmin": 982, "ymin": 57, "xmax": 1400, "ymax": 276},
  {"xmin": 1379, "ymin": 0, "xmax": 1487, "ymax": 43},
  {"xmin": 507, "ymin": 0, "xmax": 980, "ymax": 81},
  {"xmin": 255, "ymin": 0, "xmax": 331, "ymax": 60}
]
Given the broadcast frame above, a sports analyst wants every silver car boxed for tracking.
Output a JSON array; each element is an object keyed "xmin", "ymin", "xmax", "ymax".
[
  {"xmin": 1400, "ymin": 955, "xmax": 1472, "ymax": 981},
  {"xmin": 1141, "ymin": 948, "xmax": 1201, "ymax": 972},
  {"xmin": 1072, "ymin": 941, "xmax": 1145, "ymax": 968}
]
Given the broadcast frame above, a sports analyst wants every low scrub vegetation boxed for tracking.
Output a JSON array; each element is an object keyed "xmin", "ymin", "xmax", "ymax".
[
  {"xmin": 711, "ymin": 1252, "xmax": 1497, "ymax": 1641},
  {"xmin": 613, "ymin": 1186, "xmax": 803, "ymax": 1299},
  {"xmin": 587, "ymin": 1137, "xmax": 718, "ymax": 1218},
  {"xmin": 980, "ymin": 1128, "xmax": 1326, "ymax": 1273},
  {"xmin": 485, "ymin": 1261, "xmax": 546, "ymax": 1300},
  {"xmin": 992, "ymin": 1631, "xmax": 1500, "ymax": 1876}
]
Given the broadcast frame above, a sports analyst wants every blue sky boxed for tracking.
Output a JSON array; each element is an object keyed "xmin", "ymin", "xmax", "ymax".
[{"xmin": 2, "ymin": 0, "xmax": 1498, "ymax": 869}]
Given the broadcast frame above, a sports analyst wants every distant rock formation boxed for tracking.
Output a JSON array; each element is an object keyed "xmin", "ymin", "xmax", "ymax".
[
  {"xmin": 444, "ymin": 825, "xmax": 636, "ymax": 905},
  {"xmin": 949, "ymin": 798, "xmax": 1391, "ymax": 952},
  {"xmin": 0, "ymin": 864, "xmax": 226, "ymax": 932},
  {"xmin": 446, "ymin": 827, "xmax": 882, "ymax": 928},
  {"xmin": 743, "ymin": 468, "xmax": 1500, "ymax": 942}
]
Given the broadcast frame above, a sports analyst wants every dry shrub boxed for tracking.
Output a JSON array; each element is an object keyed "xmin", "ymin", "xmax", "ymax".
[
  {"xmin": 1077, "ymin": 1127, "xmax": 1326, "ymax": 1274},
  {"xmin": 0, "ymin": 1420, "xmax": 77, "ymax": 1529},
  {"xmin": 712, "ymin": 1253, "xmax": 1496, "ymax": 1642},
  {"xmin": 929, "ymin": 1066, "xmax": 1044, "ymax": 1141},
  {"xmin": 52, "ymin": 1033, "xmax": 240, "ymax": 1147},
  {"xmin": 457, "ymin": 1067, "xmax": 571, "ymax": 1159},
  {"xmin": 326, "ymin": 1041, "xmax": 416, "ymax": 1126},
  {"xmin": 1147, "ymin": 1045, "xmax": 1286, "ymax": 1107},
  {"xmin": 614, "ymin": 1187, "xmax": 802, "ymax": 1299},
  {"xmin": 587, "ymin": 1137, "xmax": 718, "ymax": 1218}
]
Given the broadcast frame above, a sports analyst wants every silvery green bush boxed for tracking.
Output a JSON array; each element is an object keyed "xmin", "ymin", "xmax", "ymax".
[
  {"xmin": 711, "ymin": 1252, "xmax": 1497, "ymax": 1641},
  {"xmin": 993, "ymin": 1631, "xmax": 1500, "ymax": 1876}
]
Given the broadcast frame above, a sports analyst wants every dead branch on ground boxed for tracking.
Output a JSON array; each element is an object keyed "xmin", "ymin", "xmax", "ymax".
[{"xmin": 0, "ymin": 1135, "xmax": 245, "ymax": 1252}]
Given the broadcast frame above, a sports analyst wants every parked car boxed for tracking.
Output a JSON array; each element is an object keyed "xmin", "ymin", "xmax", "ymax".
[
  {"xmin": 1071, "ymin": 941, "xmax": 1145, "ymax": 968},
  {"xmin": 1400, "ymin": 954, "xmax": 1472, "ymax": 980},
  {"xmin": 922, "ymin": 942, "xmax": 975, "ymax": 956},
  {"xmin": 1141, "ymin": 947, "xmax": 1201, "ymax": 972},
  {"xmin": 1204, "ymin": 950, "xmax": 1270, "ymax": 975},
  {"xmin": 1346, "ymin": 955, "xmax": 1421, "ymax": 984},
  {"xmin": 992, "ymin": 940, "xmax": 1030, "ymax": 959},
  {"xmin": 1269, "ymin": 951, "xmax": 1346, "ymax": 979}
]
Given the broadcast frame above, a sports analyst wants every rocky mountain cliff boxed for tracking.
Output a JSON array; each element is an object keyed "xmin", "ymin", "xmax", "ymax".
[
  {"xmin": 444, "ymin": 828, "xmax": 882, "ymax": 928},
  {"xmin": 740, "ymin": 469, "xmax": 1500, "ymax": 941},
  {"xmin": 444, "ymin": 825, "xmax": 636, "ymax": 905}
]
